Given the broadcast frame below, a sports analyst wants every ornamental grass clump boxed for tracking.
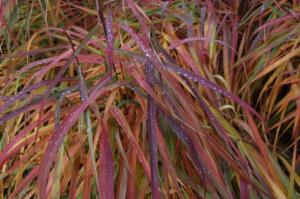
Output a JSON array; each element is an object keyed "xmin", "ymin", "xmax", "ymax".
[{"xmin": 0, "ymin": 1, "xmax": 299, "ymax": 198}]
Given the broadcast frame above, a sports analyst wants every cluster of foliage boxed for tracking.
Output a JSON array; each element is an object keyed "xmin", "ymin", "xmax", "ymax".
[{"xmin": 0, "ymin": 0, "xmax": 299, "ymax": 198}]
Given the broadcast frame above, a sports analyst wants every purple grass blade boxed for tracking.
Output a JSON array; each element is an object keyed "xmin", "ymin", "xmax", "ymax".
[
  {"xmin": 0, "ymin": 99, "xmax": 53, "ymax": 125},
  {"xmin": 0, "ymin": 80, "xmax": 53, "ymax": 114},
  {"xmin": 99, "ymin": 8, "xmax": 115, "ymax": 75},
  {"xmin": 231, "ymin": 16, "xmax": 239, "ymax": 67},
  {"xmin": 0, "ymin": 45, "xmax": 68, "ymax": 60},
  {"xmin": 0, "ymin": 96, "xmax": 11, "ymax": 100},
  {"xmin": 106, "ymin": 10, "xmax": 115, "ymax": 74},
  {"xmin": 96, "ymin": 3, "xmax": 115, "ymax": 75},
  {"xmin": 145, "ymin": 61, "xmax": 160, "ymax": 199},
  {"xmin": 147, "ymin": 96, "xmax": 160, "ymax": 199}
]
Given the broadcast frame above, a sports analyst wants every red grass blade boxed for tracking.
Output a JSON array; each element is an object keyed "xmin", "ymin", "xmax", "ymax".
[{"xmin": 98, "ymin": 120, "xmax": 114, "ymax": 199}]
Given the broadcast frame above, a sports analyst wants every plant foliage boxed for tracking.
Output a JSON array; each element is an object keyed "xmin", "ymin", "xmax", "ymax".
[{"xmin": 0, "ymin": 0, "xmax": 299, "ymax": 198}]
